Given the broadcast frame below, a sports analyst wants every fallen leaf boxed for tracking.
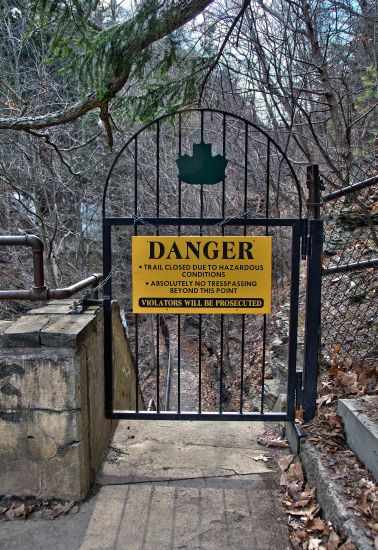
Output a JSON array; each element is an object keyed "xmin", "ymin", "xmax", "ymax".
[
  {"xmin": 292, "ymin": 496, "xmax": 313, "ymax": 508},
  {"xmin": 289, "ymin": 533, "xmax": 304, "ymax": 549},
  {"xmin": 278, "ymin": 454, "xmax": 294, "ymax": 472},
  {"xmin": 338, "ymin": 541, "xmax": 356, "ymax": 550},
  {"xmin": 337, "ymin": 372, "xmax": 358, "ymax": 393},
  {"xmin": 307, "ymin": 517, "xmax": 328, "ymax": 533},
  {"xmin": 5, "ymin": 503, "xmax": 29, "ymax": 520},
  {"xmin": 280, "ymin": 471, "xmax": 289, "ymax": 487},
  {"xmin": 358, "ymin": 487, "xmax": 374, "ymax": 517},
  {"xmin": 49, "ymin": 501, "xmax": 75, "ymax": 519},
  {"xmin": 252, "ymin": 454, "xmax": 270, "ymax": 462},
  {"xmin": 325, "ymin": 414, "xmax": 342, "ymax": 428},
  {"xmin": 329, "ymin": 472, "xmax": 345, "ymax": 480},
  {"xmin": 287, "ymin": 481, "xmax": 303, "ymax": 499},
  {"xmin": 257, "ymin": 436, "xmax": 288, "ymax": 448},
  {"xmin": 317, "ymin": 394, "xmax": 333, "ymax": 407},
  {"xmin": 287, "ymin": 462, "xmax": 304, "ymax": 482},
  {"xmin": 287, "ymin": 503, "xmax": 319, "ymax": 519},
  {"xmin": 295, "ymin": 529, "xmax": 308, "ymax": 541},
  {"xmin": 308, "ymin": 537, "xmax": 322, "ymax": 549},
  {"xmin": 326, "ymin": 529, "xmax": 340, "ymax": 550}
]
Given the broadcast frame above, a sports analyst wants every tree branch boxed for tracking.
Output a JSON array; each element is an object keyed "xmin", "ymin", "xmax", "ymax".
[
  {"xmin": 0, "ymin": 0, "xmax": 214, "ymax": 131},
  {"xmin": 199, "ymin": 0, "xmax": 251, "ymax": 103}
]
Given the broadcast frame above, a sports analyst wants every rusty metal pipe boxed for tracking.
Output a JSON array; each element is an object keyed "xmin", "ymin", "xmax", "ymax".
[
  {"xmin": 0, "ymin": 234, "xmax": 103, "ymax": 301},
  {"xmin": 322, "ymin": 174, "xmax": 378, "ymax": 203},
  {"xmin": 48, "ymin": 274, "xmax": 103, "ymax": 300},
  {"xmin": 0, "ymin": 234, "xmax": 45, "ymax": 290},
  {"xmin": 0, "ymin": 274, "xmax": 102, "ymax": 301},
  {"xmin": 0, "ymin": 289, "xmax": 35, "ymax": 300}
]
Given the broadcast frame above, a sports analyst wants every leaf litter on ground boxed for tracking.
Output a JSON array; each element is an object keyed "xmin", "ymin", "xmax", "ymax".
[
  {"xmin": 0, "ymin": 496, "xmax": 79, "ymax": 521},
  {"xmin": 284, "ymin": 348, "xmax": 378, "ymax": 548}
]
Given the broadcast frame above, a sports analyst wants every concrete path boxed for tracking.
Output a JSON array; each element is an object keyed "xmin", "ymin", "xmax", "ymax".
[{"xmin": 1, "ymin": 421, "xmax": 289, "ymax": 550}]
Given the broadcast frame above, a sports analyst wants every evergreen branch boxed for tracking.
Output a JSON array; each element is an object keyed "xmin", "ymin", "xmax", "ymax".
[{"xmin": 0, "ymin": 0, "xmax": 214, "ymax": 131}]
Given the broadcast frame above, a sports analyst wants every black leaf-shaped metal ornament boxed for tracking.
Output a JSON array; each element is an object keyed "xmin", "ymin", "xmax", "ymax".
[{"xmin": 176, "ymin": 142, "xmax": 228, "ymax": 185}]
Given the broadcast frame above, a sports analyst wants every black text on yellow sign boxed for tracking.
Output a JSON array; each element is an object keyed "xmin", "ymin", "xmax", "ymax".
[{"xmin": 132, "ymin": 236, "xmax": 272, "ymax": 314}]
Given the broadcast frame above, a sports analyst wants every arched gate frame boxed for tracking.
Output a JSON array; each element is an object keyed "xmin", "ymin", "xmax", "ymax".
[{"xmin": 102, "ymin": 109, "xmax": 323, "ymax": 424}]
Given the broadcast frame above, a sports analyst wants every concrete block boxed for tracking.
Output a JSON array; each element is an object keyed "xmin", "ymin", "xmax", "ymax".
[
  {"xmin": 112, "ymin": 302, "xmax": 143, "ymax": 411},
  {"xmin": 0, "ymin": 300, "xmax": 139, "ymax": 500},
  {"xmin": 1, "ymin": 315, "xmax": 49, "ymax": 347},
  {"xmin": 0, "ymin": 348, "xmax": 80, "ymax": 411},
  {"xmin": 0, "ymin": 321, "xmax": 12, "ymax": 335},
  {"xmin": 28, "ymin": 300, "xmax": 78, "ymax": 315},
  {"xmin": 0, "ymin": 410, "xmax": 81, "ymax": 459},
  {"xmin": 40, "ymin": 314, "xmax": 95, "ymax": 347},
  {"xmin": 337, "ymin": 396, "xmax": 378, "ymax": 482},
  {"xmin": 0, "ymin": 409, "xmax": 89, "ymax": 500},
  {"xmin": 0, "ymin": 444, "xmax": 89, "ymax": 500}
]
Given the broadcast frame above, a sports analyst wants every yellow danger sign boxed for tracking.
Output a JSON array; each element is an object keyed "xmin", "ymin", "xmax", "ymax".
[{"xmin": 132, "ymin": 236, "xmax": 272, "ymax": 314}]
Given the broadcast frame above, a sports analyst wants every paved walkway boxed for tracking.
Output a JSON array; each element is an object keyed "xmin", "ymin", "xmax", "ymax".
[{"xmin": 1, "ymin": 421, "xmax": 289, "ymax": 550}]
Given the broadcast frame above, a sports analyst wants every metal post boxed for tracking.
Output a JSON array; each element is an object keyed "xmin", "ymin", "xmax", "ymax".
[
  {"xmin": 306, "ymin": 164, "xmax": 321, "ymax": 219},
  {"xmin": 303, "ymin": 165, "xmax": 323, "ymax": 422},
  {"xmin": 103, "ymin": 221, "xmax": 113, "ymax": 418}
]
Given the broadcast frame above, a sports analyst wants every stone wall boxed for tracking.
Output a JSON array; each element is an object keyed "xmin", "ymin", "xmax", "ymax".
[{"xmin": 0, "ymin": 300, "xmax": 139, "ymax": 500}]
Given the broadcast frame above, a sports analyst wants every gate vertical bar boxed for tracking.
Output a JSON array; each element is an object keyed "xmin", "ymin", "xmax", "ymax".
[
  {"xmin": 287, "ymin": 222, "xmax": 302, "ymax": 421},
  {"xmin": 177, "ymin": 113, "xmax": 182, "ymax": 414},
  {"xmin": 260, "ymin": 139, "xmax": 271, "ymax": 413},
  {"xmin": 219, "ymin": 113, "xmax": 226, "ymax": 414},
  {"xmin": 103, "ymin": 220, "xmax": 113, "ymax": 418},
  {"xmin": 134, "ymin": 137, "xmax": 139, "ymax": 412},
  {"xmin": 156, "ymin": 120, "xmax": 160, "ymax": 413},
  {"xmin": 303, "ymin": 165, "xmax": 323, "ymax": 422},
  {"xmin": 303, "ymin": 220, "xmax": 322, "ymax": 422},
  {"xmin": 240, "ymin": 121, "xmax": 248, "ymax": 413},
  {"xmin": 198, "ymin": 111, "xmax": 204, "ymax": 413}
]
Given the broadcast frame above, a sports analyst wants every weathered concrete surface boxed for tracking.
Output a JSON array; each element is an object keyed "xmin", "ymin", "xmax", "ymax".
[
  {"xmin": 0, "ymin": 421, "xmax": 289, "ymax": 550},
  {"xmin": 0, "ymin": 301, "xmax": 139, "ymax": 500},
  {"xmin": 99, "ymin": 421, "xmax": 274, "ymax": 483},
  {"xmin": 338, "ymin": 396, "xmax": 378, "ymax": 482},
  {"xmin": 112, "ymin": 305, "xmax": 144, "ymax": 411}
]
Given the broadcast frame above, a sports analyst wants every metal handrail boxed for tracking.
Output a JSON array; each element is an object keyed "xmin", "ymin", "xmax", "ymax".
[
  {"xmin": 0, "ymin": 234, "xmax": 102, "ymax": 301},
  {"xmin": 322, "ymin": 258, "xmax": 378, "ymax": 276},
  {"xmin": 0, "ymin": 234, "xmax": 45, "ymax": 290},
  {"xmin": 322, "ymin": 174, "xmax": 378, "ymax": 203}
]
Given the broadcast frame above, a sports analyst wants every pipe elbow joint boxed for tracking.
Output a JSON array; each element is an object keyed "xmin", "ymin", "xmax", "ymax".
[
  {"xmin": 31, "ymin": 286, "xmax": 48, "ymax": 300},
  {"xmin": 24, "ymin": 234, "xmax": 44, "ymax": 252}
]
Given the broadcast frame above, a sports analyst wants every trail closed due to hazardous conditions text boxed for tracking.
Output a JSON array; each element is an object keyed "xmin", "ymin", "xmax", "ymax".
[{"xmin": 132, "ymin": 236, "xmax": 272, "ymax": 314}]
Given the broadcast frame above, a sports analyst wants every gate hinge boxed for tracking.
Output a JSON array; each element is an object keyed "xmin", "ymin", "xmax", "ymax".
[{"xmin": 70, "ymin": 297, "xmax": 103, "ymax": 314}]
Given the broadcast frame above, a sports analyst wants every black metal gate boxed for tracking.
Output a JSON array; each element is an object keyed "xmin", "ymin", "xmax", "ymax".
[{"xmin": 102, "ymin": 109, "xmax": 322, "ymax": 423}]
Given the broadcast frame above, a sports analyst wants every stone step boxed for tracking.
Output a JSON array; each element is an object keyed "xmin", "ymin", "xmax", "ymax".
[{"xmin": 337, "ymin": 396, "xmax": 378, "ymax": 482}]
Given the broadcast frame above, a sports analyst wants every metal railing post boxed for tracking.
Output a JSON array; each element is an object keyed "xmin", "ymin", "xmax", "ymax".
[
  {"xmin": 303, "ymin": 165, "xmax": 323, "ymax": 422},
  {"xmin": 306, "ymin": 164, "xmax": 321, "ymax": 219}
]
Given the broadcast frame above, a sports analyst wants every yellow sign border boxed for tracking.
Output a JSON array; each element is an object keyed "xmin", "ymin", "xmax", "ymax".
[{"xmin": 132, "ymin": 235, "xmax": 272, "ymax": 314}]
